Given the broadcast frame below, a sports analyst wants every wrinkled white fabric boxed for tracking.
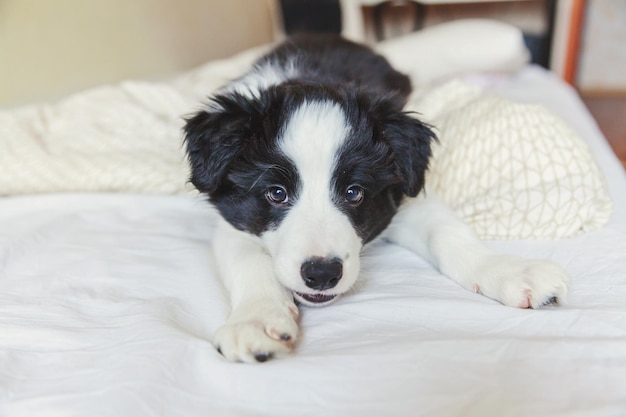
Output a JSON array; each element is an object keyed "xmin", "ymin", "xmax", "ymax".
[{"xmin": 1, "ymin": 66, "xmax": 626, "ymax": 417}]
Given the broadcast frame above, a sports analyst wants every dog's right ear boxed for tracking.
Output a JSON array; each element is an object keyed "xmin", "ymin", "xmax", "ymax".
[
  {"xmin": 183, "ymin": 94, "xmax": 260, "ymax": 194},
  {"xmin": 366, "ymin": 93, "xmax": 436, "ymax": 198}
]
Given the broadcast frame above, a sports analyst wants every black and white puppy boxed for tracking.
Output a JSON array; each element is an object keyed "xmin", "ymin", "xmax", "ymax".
[{"xmin": 184, "ymin": 35, "xmax": 569, "ymax": 363}]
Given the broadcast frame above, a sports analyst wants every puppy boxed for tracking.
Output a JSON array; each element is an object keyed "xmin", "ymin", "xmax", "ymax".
[{"xmin": 184, "ymin": 35, "xmax": 569, "ymax": 363}]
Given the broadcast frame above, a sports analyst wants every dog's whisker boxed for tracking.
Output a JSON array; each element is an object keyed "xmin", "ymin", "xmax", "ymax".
[{"xmin": 247, "ymin": 165, "xmax": 276, "ymax": 192}]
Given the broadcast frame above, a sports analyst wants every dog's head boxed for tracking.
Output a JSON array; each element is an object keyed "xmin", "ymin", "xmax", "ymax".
[{"xmin": 184, "ymin": 83, "xmax": 435, "ymax": 306}]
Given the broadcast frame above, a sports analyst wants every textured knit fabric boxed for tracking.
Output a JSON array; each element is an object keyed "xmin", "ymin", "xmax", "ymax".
[{"xmin": 410, "ymin": 80, "xmax": 612, "ymax": 239}]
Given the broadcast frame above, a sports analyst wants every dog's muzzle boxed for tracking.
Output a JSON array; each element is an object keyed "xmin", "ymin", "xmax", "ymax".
[{"xmin": 294, "ymin": 257, "xmax": 343, "ymax": 306}]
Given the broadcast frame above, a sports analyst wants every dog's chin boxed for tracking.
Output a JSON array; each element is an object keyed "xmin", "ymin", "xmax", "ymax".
[{"xmin": 293, "ymin": 291, "xmax": 341, "ymax": 307}]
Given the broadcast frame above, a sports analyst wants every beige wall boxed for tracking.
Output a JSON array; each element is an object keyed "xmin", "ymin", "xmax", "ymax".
[
  {"xmin": 0, "ymin": 0, "xmax": 280, "ymax": 108},
  {"xmin": 577, "ymin": 0, "xmax": 626, "ymax": 92}
]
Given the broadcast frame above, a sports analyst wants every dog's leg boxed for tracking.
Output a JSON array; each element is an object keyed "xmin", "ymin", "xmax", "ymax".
[
  {"xmin": 385, "ymin": 194, "xmax": 569, "ymax": 308},
  {"xmin": 212, "ymin": 219, "xmax": 299, "ymax": 363}
]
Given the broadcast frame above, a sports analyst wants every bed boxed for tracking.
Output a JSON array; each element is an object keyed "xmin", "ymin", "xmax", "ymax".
[{"xmin": 1, "ymin": 9, "xmax": 626, "ymax": 417}]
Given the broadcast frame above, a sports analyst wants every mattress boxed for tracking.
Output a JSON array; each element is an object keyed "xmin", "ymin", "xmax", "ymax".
[{"xmin": 1, "ymin": 67, "xmax": 626, "ymax": 417}]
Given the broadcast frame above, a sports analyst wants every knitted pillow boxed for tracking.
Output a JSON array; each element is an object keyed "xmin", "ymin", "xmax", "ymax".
[{"xmin": 410, "ymin": 80, "xmax": 612, "ymax": 239}]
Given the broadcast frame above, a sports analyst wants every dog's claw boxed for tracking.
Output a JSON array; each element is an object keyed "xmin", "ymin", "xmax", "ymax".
[
  {"xmin": 540, "ymin": 295, "xmax": 560, "ymax": 307},
  {"xmin": 253, "ymin": 352, "xmax": 274, "ymax": 363}
]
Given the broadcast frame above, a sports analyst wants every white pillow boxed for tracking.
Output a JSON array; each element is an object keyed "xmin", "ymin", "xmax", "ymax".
[
  {"xmin": 376, "ymin": 19, "xmax": 530, "ymax": 85},
  {"xmin": 410, "ymin": 80, "xmax": 613, "ymax": 239}
]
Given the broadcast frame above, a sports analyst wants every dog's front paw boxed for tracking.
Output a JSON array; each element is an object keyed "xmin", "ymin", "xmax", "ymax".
[
  {"xmin": 214, "ymin": 302, "xmax": 299, "ymax": 363},
  {"xmin": 473, "ymin": 255, "xmax": 569, "ymax": 309}
]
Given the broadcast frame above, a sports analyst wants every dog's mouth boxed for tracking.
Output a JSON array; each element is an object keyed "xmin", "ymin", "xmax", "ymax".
[{"xmin": 294, "ymin": 291, "xmax": 339, "ymax": 306}]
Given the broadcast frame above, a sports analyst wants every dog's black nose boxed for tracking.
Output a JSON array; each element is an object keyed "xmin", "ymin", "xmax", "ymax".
[{"xmin": 301, "ymin": 257, "xmax": 343, "ymax": 291}]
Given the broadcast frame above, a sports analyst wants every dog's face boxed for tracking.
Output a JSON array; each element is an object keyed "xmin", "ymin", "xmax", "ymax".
[{"xmin": 185, "ymin": 83, "xmax": 434, "ymax": 306}]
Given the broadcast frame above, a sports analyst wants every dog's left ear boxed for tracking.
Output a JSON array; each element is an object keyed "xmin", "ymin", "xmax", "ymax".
[
  {"xmin": 183, "ymin": 94, "xmax": 262, "ymax": 195},
  {"xmin": 371, "ymin": 96, "xmax": 436, "ymax": 197}
]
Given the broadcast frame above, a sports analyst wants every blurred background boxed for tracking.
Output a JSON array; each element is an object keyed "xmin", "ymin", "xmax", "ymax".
[{"xmin": 0, "ymin": 0, "xmax": 624, "ymax": 164}]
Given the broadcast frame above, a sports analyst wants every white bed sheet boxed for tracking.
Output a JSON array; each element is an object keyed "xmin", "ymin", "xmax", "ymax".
[{"xmin": 1, "ymin": 66, "xmax": 626, "ymax": 417}]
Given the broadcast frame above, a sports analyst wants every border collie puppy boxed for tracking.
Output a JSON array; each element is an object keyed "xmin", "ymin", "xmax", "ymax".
[{"xmin": 184, "ymin": 35, "xmax": 569, "ymax": 363}]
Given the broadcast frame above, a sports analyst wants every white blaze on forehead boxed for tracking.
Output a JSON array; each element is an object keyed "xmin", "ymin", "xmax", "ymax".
[
  {"xmin": 277, "ymin": 99, "xmax": 356, "ymax": 255},
  {"xmin": 279, "ymin": 100, "xmax": 349, "ymax": 186},
  {"xmin": 267, "ymin": 99, "xmax": 362, "ymax": 295}
]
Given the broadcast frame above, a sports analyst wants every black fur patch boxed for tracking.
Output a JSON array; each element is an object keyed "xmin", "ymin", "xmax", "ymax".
[
  {"xmin": 257, "ymin": 34, "xmax": 412, "ymax": 100},
  {"xmin": 332, "ymin": 91, "xmax": 434, "ymax": 243},
  {"xmin": 184, "ymin": 89, "xmax": 301, "ymax": 235}
]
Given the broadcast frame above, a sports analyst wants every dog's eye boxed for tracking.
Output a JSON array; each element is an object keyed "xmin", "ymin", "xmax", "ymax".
[
  {"xmin": 265, "ymin": 186, "xmax": 289, "ymax": 206},
  {"xmin": 345, "ymin": 185, "xmax": 365, "ymax": 206}
]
